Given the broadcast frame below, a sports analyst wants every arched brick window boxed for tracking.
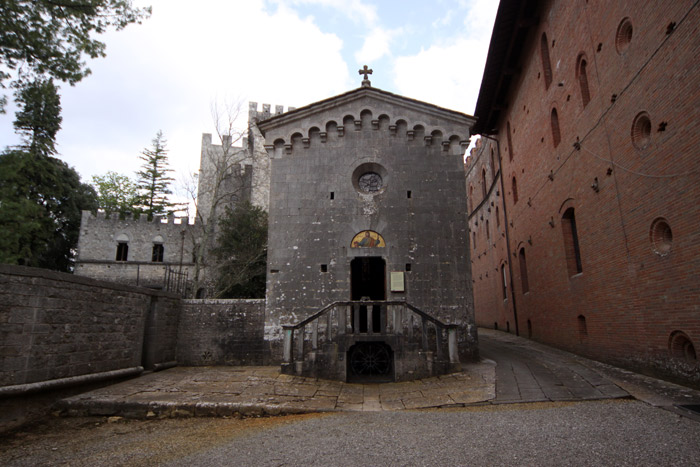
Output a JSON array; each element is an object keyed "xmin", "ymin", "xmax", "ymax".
[
  {"xmin": 486, "ymin": 219, "xmax": 490, "ymax": 240},
  {"xmin": 507, "ymin": 121, "xmax": 515, "ymax": 161},
  {"xmin": 562, "ymin": 208, "xmax": 583, "ymax": 276},
  {"xmin": 577, "ymin": 54, "xmax": 591, "ymax": 107},
  {"xmin": 490, "ymin": 148, "xmax": 496, "ymax": 176},
  {"xmin": 512, "ymin": 176, "xmax": 519, "ymax": 204},
  {"xmin": 551, "ymin": 107, "xmax": 561, "ymax": 147},
  {"xmin": 496, "ymin": 206, "xmax": 500, "ymax": 228},
  {"xmin": 519, "ymin": 247, "xmax": 529, "ymax": 293},
  {"xmin": 481, "ymin": 169, "xmax": 487, "ymax": 199},
  {"xmin": 468, "ymin": 184, "xmax": 474, "ymax": 212},
  {"xmin": 501, "ymin": 263, "xmax": 508, "ymax": 300},
  {"xmin": 541, "ymin": 33, "xmax": 553, "ymax": 89}
]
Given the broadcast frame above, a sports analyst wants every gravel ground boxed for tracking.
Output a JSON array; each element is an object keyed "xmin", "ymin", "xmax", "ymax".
[{"xmin": 1, "ymin": 399, "xmax": 699, "ymax": 466}]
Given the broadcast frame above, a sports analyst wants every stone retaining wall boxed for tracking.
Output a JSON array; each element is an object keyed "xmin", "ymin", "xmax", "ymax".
[
  {"xmin": 177, "ymin": 299, "xmax": 266, "ymax": 366},
  {"xmin": 0, "ymin": 265, "xmax": 181, "ymax": 388}
]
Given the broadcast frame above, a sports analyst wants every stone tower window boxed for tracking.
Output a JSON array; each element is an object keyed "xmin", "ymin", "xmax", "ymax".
[
  {"xmin": 541, "ymin": 33, "xmax": 553, "ymax": 89},
  {"xmin": 512, "ymin": 176, "xmax": 519, "ymax": 204},
  {"xmin": 152, "ymin": 244, "xmax": 164, "ymax": 262},
  {"xmin": 116, "ymin": 242, "xmax": 128, "ymax": 261},
  {"xmin": 562, "ymin": 208, "xmax": 583, "ymax": 276},
  {"xmin": 481, "ymin": 169, "xmax": 487, "ymax": 199},
  {"xmin": 115, "ymin": 233, "xmax": 129, "ymax": 261},
  {"xmin": 577, "ymin": 54, "xmax": 591, "ymax": 107}
]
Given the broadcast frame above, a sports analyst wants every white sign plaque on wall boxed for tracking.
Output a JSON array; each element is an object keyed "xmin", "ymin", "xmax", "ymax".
[{"xmin": 390, "ymin": 271, "xmax": 405, "ymax": 292}]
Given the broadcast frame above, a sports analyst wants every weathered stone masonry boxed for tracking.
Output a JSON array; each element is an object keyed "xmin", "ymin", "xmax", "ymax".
[
  {"xmin": 0, "ymin": 265, "xmax": 180, "ymax": 388},
  {"xmin": 258, "ymin": 86, "xmax": 478, "ymax": 379}
]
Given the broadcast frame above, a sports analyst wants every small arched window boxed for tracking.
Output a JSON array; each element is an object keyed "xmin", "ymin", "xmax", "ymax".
[
  {"xmin": 490, "ymin": 148, "xmax": 496, "ymax": 176},
  {"xmin": 486, "ymin": 219, "xmax": 490, "ymax": 240},
  {"xmin": 512, "ymin": 176, "xmax": 519, "ymax": 204},
  {"xmin": 577, "ymin": 54, "xmax": 591, "ymax": 107},
  {"xmin": 541, "ymin": 33, "xmax": 553, "ymax": 89},
  {"xmin": 551, "ymin": 107, "xmax": 561, "ymax": 147},
  {"xmin": 481, "ymin": 169, "xmax": 487, "ymax": 199},
  {"xmin": 116, "ymin": 243, "xmax": 128, "ymax": 261},
  {"xmin": 115, "ymin": 233, "xmax": 129, "ymax": 261},
  {"xmin": 152, "ymin": 244, "xmax": 164, "ymax": 262}
]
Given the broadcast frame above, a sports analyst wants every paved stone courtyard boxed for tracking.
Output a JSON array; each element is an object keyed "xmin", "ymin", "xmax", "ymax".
[
  {"xmin": 58, "ymin": 329, "xmax": 700, "ymax": 422},
  {"xmin": 60, "ymin": 362, "xmax": 496, "ymax": 417}
]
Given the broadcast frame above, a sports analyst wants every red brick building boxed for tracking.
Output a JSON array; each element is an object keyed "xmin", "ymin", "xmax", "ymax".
[{"xmin": 467, "ymin": 0, "xmax": 699, "ymax": 387}]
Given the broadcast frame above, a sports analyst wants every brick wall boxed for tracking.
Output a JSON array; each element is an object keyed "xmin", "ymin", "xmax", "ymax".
[
  {"xmin": 177, "ymin": 299, "xmax": 266, "ymax": 365},
  {"xmin": 0, "ymin": 265, "xmax": 181, "ymax": 387},
  {"xmin": 469, "ymin": 0, "xmax": 700, "ymax": 388}
]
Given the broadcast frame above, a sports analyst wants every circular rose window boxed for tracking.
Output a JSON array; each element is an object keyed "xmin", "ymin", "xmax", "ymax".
[
  {"xmin": 358, "ymin": 172, "xmax": 383, "ymax": 192},
  {"xmin": 352, "ymin": 162, "xmax": 387, "ymax": 195}
]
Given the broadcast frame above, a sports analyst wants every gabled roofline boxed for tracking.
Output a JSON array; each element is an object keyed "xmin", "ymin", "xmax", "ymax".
[
  {"xmin": 472, "ymin": 0, "xmax": 540, "ymax": 135},
  {"xmin": 257, "ymin": 86, "xmax": 476, "ymax": 132}
]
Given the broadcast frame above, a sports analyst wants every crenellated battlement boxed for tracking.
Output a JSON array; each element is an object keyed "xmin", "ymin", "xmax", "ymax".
[
  {"xmin": 85, "ymin": 210, "xmax": 196, "ymax": 226},
  {"xmin": 248, "ymin": 102, "xmax": 295, "ymax": 123}
]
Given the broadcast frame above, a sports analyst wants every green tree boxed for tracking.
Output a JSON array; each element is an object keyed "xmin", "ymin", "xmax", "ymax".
[
  {"xmin": 212, "ymin": 202, "xmax": 268, "ymax": 298},
  {"xmin": 0, "ymin": 0, "xmax": 151, "ymax": 112},
  {"xmin": 0, "ymin": 75, "xmax": 96, "ymax": 271},
  {"xmin": 91, "ymin": 171, "xmax": 140, "ymax": 217},
  {"xmin": 13, "ymin": 79, "xmax": 62, "ymax": 155},
  {"xmin": 0, "ymin": 150, "xmax": 97, "ymax": 271},
  {"xmin": 136, "ymin": 130, "xmax": 176, "ymax": 218}
]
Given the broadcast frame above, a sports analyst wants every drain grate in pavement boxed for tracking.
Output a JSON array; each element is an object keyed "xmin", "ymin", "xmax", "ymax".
[{"xmin": 675, "ymin": 404, "xmax": 700, "ymax": 414}]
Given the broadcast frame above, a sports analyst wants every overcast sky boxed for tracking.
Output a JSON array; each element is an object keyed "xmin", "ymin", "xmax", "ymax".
[{"xmin": 0, "ymin": 0, "xmax": 498, "ymax": 190}]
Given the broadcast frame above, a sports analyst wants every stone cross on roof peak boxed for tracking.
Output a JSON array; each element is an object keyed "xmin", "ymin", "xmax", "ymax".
[{"xmin": 359, "ymin": 65, "xmax": 373, "ymax": 87}]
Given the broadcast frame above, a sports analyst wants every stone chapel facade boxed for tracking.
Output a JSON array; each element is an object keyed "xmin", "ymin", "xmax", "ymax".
[{"xmin": 257, "ymin": 85, "xmax": 477, "ymax": 381}]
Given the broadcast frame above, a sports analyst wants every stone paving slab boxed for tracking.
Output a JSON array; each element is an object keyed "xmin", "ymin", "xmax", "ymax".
[{"xmin": 60, "ymin": 361, "xmax": 496, "ymax": 418}]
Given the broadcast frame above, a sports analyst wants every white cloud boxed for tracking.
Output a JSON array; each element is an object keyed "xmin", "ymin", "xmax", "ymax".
[
  {"xmin": 463, "ymin": 0, "xmax": 499, "ymax": 38},
  {"xmin": 393, "ymin": 37, "xmax": 491, "ymax": 115},
  {"xmin": 269, "ymin": 0, "xmax": 378, "ymax": 26},
  {"xmin": 0, "ymin": 0, "xmax": 353, "ymax": 184},
  {"xmin": 392, "ymin": 0, "xmax": 497, "ymax": 114},
  {"xmin": 355, "ymin": 27, "xmax": 403, "ymax": 64}
]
